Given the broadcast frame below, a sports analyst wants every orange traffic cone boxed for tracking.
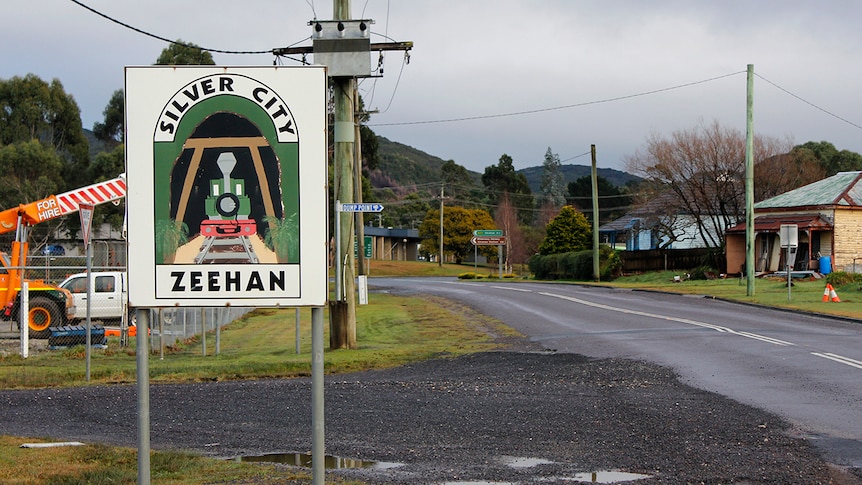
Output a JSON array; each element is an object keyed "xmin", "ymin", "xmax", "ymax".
[
  {"xmin": 829, "ymin": 284, "xmax": 841, "ymax": 302},
  {"xmin": 823, "ymin": 284, "xmax": 831, "ymax": 302}
]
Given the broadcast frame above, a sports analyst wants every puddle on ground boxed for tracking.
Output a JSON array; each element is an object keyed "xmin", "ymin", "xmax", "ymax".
[
  {"xmin": 443, "ymin": 482, "xmax": 516, "ymax": 485},
  {"xmin": 498, "ymin": 456, "xmax": 554, "ymax": 468},
  {"xmin": 568, "ymin": 470, "xmax": 652, "ymax": 483},
  {"xmin": 239, "ymin": 453, "xmax": 650, "ymax": 484},
  {"xmin": 237, "ymin": 452, "xmax": 402, "ymax": 470}
]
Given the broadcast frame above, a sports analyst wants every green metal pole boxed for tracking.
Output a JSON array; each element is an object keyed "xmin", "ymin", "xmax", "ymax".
[
  {"xmin": 745, "ymin": 64, "xmax": 755, "ymax": 296},
  {"xmin": 591, "ymin": 145, "xmax": 600, "ymax": 281}
]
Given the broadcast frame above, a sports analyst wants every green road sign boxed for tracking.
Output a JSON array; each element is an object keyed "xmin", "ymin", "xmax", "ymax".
[
  {"xmin": 473, "ymin": 229, "xmax": 503, "ymax": 237},
  {"xmin": 354, "ymin": 235, "xmax": 373, "ymax": 258}
]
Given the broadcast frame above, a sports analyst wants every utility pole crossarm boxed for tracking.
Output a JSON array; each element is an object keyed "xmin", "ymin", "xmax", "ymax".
[{"xmin": 272, "ymin": 41, "xmax": 413, "ymax": 58}]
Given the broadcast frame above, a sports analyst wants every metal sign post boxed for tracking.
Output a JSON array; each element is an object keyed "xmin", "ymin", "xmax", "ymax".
[
  {"xmin": 780, "ymin": 224, "xmax": 799, "ymax": 301},
  {"xmin": 337, "ymin": 202, "xmax": 384, "ymax": 301},
  {"xmin": 80, "ymin": 203, "xmax": 94, "ymax": 381},
  {"xmin": 471, "ymin": 233, "xmax": 506, "ymax": 279}
]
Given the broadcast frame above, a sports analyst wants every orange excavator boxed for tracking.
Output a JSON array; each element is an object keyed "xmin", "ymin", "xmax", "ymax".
[{"xmin": 0, "ymin": 175, "xmax": 126, "ymax": 338}]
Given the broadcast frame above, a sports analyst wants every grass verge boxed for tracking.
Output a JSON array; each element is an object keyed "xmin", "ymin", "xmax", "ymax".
[
  {"xmin": 0, "ymin": 436, "xmax": 365, "ymax": 485},
  {"xmin": 596, "ymin": 270, "xmax": 862, "ymax": 320}
]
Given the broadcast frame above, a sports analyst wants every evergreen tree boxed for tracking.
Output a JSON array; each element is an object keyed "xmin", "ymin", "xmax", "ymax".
[
  {"xmin": 538, "ymin": 205, "xmax": 591, "ymax": 255},
  {"xmin": 540, "ymin": 147, "xmax": 566, "ymax": 209}
]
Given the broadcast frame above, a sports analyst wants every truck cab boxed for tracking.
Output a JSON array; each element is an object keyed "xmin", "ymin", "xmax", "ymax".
[{"xmin": 58, "ymin": 271, "xmax": 127, "ymax": 324}]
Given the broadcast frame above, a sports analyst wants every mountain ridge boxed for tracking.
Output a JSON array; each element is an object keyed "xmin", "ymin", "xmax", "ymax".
[{"xmin": 375, "ymin": 136, "xmax": 640, "ymax": 193}]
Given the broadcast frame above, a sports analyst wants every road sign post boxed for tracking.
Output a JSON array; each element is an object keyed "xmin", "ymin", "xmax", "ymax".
[
  {"xmin": 473, "ymin": 229, "xmax": 503, "ymax": 237},
  {"xmin": 470, "ymin": 235, "xmax": 507, "ymax": 280},
  {"xmin": 340, "ymin": 203, "xmax": 384, "ymax": 213},
  {"xmin": 470, "ymin": 236, "xmax": 507, "ymax": 246}
]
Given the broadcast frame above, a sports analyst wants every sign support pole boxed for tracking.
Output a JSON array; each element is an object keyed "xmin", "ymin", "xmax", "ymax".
[
  {"xmin": 136, "ymin": 308, "xmax": 151, "ymax": 485},
  {"xmin": 311, "ymin": 306, "xmax": 324, "ymax": 485},
  {"xmin": 80, "ymin": 202, "xmax": 94, "ymax": 381},
  {"xmin": 85, "ymin": 240, "xmax": 92, "ymax": 381},
  {"xmin": 19, "ymin": 282, "xmax": 28, "ymax": 358}
]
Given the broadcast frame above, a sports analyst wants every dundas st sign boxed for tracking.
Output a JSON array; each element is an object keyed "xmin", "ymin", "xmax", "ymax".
[{"xmin": 125, "ymin": 66, "xmax": 328, "ymax": 308}]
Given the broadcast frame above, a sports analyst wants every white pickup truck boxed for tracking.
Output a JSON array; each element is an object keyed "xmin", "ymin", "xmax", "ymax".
[{"xmin": 58, "ymin": 271, "xmax": 128, "ymax": 324}]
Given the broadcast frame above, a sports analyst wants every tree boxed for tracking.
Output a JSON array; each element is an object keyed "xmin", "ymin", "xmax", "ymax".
[
  {"xmin": 0, "ymin": 74, "xmax": 89, "ymax": 187},
  {"xmin": 538, "ymin": 206, "xmax": 591, "ymax": 255},
  {"xmin": 0, "ymin": 140, "xmax": 65, "ymax": 208},
  {"xmin": 794, "ymin": 141, "xmax": 862, "ymax": 176},
  {"xmin": 441, "ymin": 160, "xmax": 482, "ymax": 207},
  {"xmin": 482, "ymin": 154, "xmax": 534, "ymax": 224},
  {"xmin": 539, "ymin": 147, "xmax": 566, "ymax": 209},
  {"xmin": 494, "ymin": 192, "xmax": 527, "ymax": 270},
  {"xmin": 155, "ymin": 40, "xmax": 215, "ymax": 65},
  {"xmin": 88, "ymin": 145, "xmax": 126, "ymax": 229},
  {"xmin": 92, "ymin": 89, "xmax": 124, "ymax": 146},
  {"xmin": 754, "ymin": 150, "xmax": 825, "ymax": 201},
  {"xmin": 418, "ymin": 206, "xmax": 495, "ymax": 264},
  {"xmin": 387, "ymin": 192, "xmax": 433, "ymax": 228},
  {"xmin": 624, "ymin": 120, "xmax": 792, "ymax": 248},
  {"xmin": 567, "ymin": 175, "xmax": 631, "ymax": 224}
]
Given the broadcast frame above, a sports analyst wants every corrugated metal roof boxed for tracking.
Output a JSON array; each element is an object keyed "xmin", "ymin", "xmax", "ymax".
[
  {"xmin": 726, "ymin": 214, "xmax": 833, "ymax": 233},
  {"xmin": 755, "ymin": 171, "xmax": 862, "ymax": 209}
]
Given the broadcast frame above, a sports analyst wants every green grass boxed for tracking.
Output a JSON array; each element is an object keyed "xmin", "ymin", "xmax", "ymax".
[
  {"xmin": 598, "ymin": 270, "xmax": 862, "ymax": 320},
  {"xmin": 0, "ymin": 293, "xmax": 517, "ymax": 389},
  {"xmin": 364, "ymin": 259, "xmax": 479, "ymax": 277},
  {"xmin": 0, "ymin": 436, "xmax": 365, "ymax": 485}
]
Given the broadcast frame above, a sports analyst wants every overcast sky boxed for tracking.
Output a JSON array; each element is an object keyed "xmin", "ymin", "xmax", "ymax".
[{"xmin": 4, "ymin": 1, "xmax": 862, "ymax": 173}]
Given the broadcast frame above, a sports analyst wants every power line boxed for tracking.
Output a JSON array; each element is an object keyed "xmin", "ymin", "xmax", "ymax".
[
  {"xmin": 755, "ymin": 73, "xmax": 862, "ymax": 132},
  {"xmin": 68, "ymin": 0, "xmax": 273, "ymax": 55},
  {"xmin": 369, "ymin": 71, "xmax": 746, "ymax": 127}
]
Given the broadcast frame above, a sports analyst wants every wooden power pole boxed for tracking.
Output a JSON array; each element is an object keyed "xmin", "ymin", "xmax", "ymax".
[
  {"xmin": 272, "ymin": 2, "xmax": 412, "ymax": 349},
  {"xmin": 271, "ymin": 1, "xmax": 411, "ymax": 349},
  {"xmin": 329, "ymin": 0, "xmax": 357, "ymax": 349}
]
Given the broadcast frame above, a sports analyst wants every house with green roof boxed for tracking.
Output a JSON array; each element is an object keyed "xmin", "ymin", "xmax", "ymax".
[{"xmin": 726, "ymin": 171, "xmax": 862, "ymax": 275}]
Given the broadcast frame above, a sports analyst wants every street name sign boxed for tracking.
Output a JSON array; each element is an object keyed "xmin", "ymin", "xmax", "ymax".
[
  {"xmin": 473, "ymin": 229, "xmax": 503, "ymax": 237},
  {"xmin": 471, "ymin": 236, "xmax": 507, "ymax": 246},
  {"xmin": 340, "ymin": 203, "xmax": 384, "ymax": 213}
]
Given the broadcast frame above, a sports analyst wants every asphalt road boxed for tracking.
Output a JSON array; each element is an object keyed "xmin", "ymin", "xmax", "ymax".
[
  {"xmin": 2, "ymin": 277, "xmax": 861, "ymax": 483},
  {"xmin": 372, "ymin": 277, "xmax": 862, "ymax": 469}
]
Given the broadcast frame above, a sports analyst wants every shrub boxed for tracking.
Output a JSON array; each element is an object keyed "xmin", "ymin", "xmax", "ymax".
[
  {"xmin": 528, "ymin": 246, "xmax": 621, "ymax": 281},
  {"xmin": 689, "ymin": 265, "xmax": 718, "ymax": 280},
  {"xmin": 825, "ymin": 271, "xmax": 862, "ymax": 287}
]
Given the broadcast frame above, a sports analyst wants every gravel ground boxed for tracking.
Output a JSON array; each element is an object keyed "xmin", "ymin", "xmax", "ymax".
[
  {"xmin": 1, "ymin": 347, "xmax": 860, "ymax": 484},
  {"xmin": 2, "ymin": 303, "xmax": 862, "ymax": 484}
]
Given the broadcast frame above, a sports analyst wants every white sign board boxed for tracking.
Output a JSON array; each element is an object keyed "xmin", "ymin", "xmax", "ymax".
[
  {"xmin": 79, "ymin": 203, "xmax": 94, "ymax": 247},
  {"xmin": 125, "ymin": 66, "xmax": 328, "ymax": 307},
  {"xmin": 779, "ymin": 224, "xmax": 798, "ymax": 249}
]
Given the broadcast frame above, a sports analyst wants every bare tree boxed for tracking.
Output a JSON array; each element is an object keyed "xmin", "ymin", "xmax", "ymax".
[
  {"xmin": 625, "ymin": 120, "xmax": 792, "ymax": 248},
  {"xmin": 495, "ymin": 192, "xmax": 527, "ymax": 271},
  {"xmin": 755, "ymin": 150, "xmax": 825, "ymax": 201}
]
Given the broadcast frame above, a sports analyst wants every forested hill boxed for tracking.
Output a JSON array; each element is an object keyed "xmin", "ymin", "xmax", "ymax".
[
  {"xmin": 519, "ymin": 165, "xmax": 641, "ymax": 193},
  {"xmin": 375, "ymin": 136, "xmax": 639, "ymax": 191},
  {"xmin": 373, "ymin": 136, "xmax": 460, "ymax": 188}
]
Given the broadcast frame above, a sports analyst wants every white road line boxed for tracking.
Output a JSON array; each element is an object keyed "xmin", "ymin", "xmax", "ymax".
[
  {"xmin": 811, "ymin": 352, "xmax": 862, "ymax": 370},
  {"xmin": 537, "ymin": 291, "xmax": 795, "ymax": 346},
  {"xmin": 491, "ymin": 285, "xmax": 533, "ymax": 292},
  {"xmin": 731, "ymin": 331, "xmax": 795, "ymax": 346}
]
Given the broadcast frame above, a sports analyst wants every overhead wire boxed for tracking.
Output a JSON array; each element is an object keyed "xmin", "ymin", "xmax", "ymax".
[
  {"xmin": 69, "ymin": 0, "xmax": 274, "ymax": 55},
  {"xmin": 369, "ymin": 71, "xmax": 746, "ymax": 127},
  {"xmin": 755, "ymin": 73, "xmax": 862, "ymax": 132}
]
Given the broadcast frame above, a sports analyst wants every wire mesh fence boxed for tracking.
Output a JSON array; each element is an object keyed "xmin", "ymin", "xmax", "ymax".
[{"xmin": 0, "ymin": 263, "xmax": 257, "ymax": 364}]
